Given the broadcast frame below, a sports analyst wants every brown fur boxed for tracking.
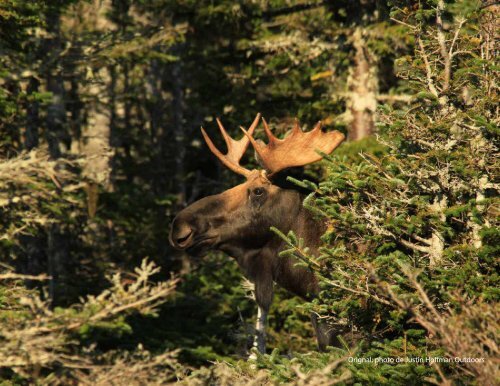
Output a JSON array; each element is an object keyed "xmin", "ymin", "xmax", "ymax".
[{"xmin": 170, "ymin": 172, "xmax": 334, "ymax": 351}]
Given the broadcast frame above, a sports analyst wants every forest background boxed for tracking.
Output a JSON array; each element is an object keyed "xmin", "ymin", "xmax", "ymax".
[{"xmin": 0, "ymin": 0, "xmax": 498, "ymax": 385}]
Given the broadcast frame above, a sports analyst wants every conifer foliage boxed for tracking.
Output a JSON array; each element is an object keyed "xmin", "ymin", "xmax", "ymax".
[{"xmin": 274, "ymin": 1, "xmax": 498, "ymax": 384}]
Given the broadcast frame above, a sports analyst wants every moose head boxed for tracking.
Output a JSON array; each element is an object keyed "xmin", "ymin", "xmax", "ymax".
[
  {"xmin": 169, "ymin": 114, "xmax": 344, "ymax": 354},
  {"xmin": 170, "ymin": 114, "xmax": 344, "ymax": 256}
]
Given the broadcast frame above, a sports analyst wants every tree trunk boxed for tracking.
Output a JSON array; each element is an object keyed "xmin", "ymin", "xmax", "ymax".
[
  {"xmin": 429, "ymin": 195, "xmax": 447, "ymax": 267},
  {"xmin": 20, "ymin": 76, "xmax": 43, "ymax": 284},
  {"xmin": 67, "ymin": 40, "xmax": 84, "ymax": 154},
  {"xmin": 24, "ymin": 77, "xmax": 40, "ymax": 150},
  {"xmin": 47, "ymin": 224, "xmax": 69, "ymax": 305},
  {"xmin": 43, "ymin": 9, "xmax": 70, "ymax": 305},
  {"xmin": 72, "ymin": 0, "xmax": 114, "ymax": 204},
  {"xmin": 81, "ymin": 65, "xmax": 114, "ymax": 217},
  {"xmin": 147, "ymin": 58, "xmax": 167, "ymax": 195},
  {"xmin": 346, "ymin": 28, "xmax": 378, "ymax": 141},
  {"xmin": 45, "ymin": 9, "xmax": 69, "ymax": 158},
  {"xmin": 122, "ymin": 62, "xmax": 133, "ymax": 184},
  {"xmin": 172, "ymin": 53, "xmax": 186, "ymax": 207},
  {"xmin": 171, "ymin": 46, "xmax": 191, "ymax": 274}
]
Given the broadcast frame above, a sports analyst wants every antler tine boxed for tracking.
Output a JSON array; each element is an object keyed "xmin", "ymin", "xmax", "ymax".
[
  {"xmin": 216, "ymin": 118, "xmax": 232, "ymax": 149},
  {"xmin": 246, "ymin": 112, "xmax": 261, "ymax": 139},
  {"xmin": 201, "ymin": 113, "xmax": 261, "ymax": 178},
  {"xmin": 261, "ymin": 118, "xmax": 278, "ymax": 145},
  {"xmin": 292, "ymin": 119, "xmax": 301, "ymax": 135},
  {"xmin": 244, "ymin": 118, "xmax": 345, "ymax": 176}
]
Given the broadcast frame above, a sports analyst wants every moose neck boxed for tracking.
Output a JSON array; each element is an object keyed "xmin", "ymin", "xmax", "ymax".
[
  {"xmin": 270, "ymin": 197, "xmax": 324, "ymax": 298},
  {"xmin": 221, "ymin": 189, "xmax": 324, "ymax": 299}
]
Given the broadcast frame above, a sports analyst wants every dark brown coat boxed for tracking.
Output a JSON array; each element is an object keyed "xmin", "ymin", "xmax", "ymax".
[
  {"xmin": 170, "ymin": 171, "xmax": 332, "ymax": 352},
  {"xmin": 170, "ymin": 115, "xmax": 344, "ymax": 353}
]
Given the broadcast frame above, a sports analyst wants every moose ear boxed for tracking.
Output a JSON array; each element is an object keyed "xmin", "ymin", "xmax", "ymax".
[{"xmin": 254, "ymin": 139, "xmax": 267, "ymax": 169}]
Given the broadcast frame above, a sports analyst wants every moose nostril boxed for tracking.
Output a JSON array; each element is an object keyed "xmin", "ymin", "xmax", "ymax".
[
  {"xmin": 176, "ymin": 230, "xmax": 192, "ymax": 245},
  {"xmin": 174, "ymin": 226, "xmax": 193, "ymax": 248}
]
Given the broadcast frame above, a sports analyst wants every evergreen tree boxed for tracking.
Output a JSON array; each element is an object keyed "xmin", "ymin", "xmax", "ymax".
[{"xmin": 272, "ymin": 1, "xmax": 498, "ymax": 383}]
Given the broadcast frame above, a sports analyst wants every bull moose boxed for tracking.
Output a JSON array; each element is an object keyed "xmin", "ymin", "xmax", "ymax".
[{"xmin": 169, "ymin": 114, "xmax": 345, "ymax": 355}]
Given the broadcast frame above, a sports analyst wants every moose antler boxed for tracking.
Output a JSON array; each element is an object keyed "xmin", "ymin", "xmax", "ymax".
[
  {"xmin": 243, "ymin": 118, "xmax": 345, "ymax": 175},
  {"xmin": 201, "ymin": 113, "xmax": 261, "ymax": 178}
]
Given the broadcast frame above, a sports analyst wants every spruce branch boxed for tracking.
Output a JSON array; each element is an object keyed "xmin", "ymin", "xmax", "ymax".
[
  {"xmin": 0, "ymin": 259, "xmax": 178, "ymax": 375},
  {"xmin": 399, "ymin": 239, "xmax": 430, "ymax": 254}
]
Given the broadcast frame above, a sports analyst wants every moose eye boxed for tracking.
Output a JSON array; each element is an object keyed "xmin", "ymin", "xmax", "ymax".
[{"xmin": 253, "ymin": 187, "xmax": 265, "ymax": 196}]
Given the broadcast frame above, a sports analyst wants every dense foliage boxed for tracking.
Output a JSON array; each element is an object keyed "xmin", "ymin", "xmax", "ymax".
[
  {"xmin": 273, "ymin": 1, "xmax": 499, "ymax": 384},
  {"xmin": 0, "ymin": 0, "xmax": 497, "ymax": 384}
]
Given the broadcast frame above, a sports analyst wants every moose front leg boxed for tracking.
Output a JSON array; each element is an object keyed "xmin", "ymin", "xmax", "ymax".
[
  {"xmin": 252, "ymin": 304, "xmax": 268, "ymax": 354},
  {"xmin": 249, "ymin": 274, "xmax": 273, "ymax": 359},
  {"xmin": 311, "ymin": 312, "xmax": 332, "ymax": 351}
]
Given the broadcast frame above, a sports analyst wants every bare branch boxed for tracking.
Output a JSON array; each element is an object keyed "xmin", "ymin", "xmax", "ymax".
[
  {"xmin": 411, "ymin": 234, "xmax": 433, "ymax": 246},
  {"xmin": 417, "ymin": 36, "xmax": 440, "ymax": 98},
  {"xmin": 399, "ymin": 238, "xmax": 430, "ymax": 253},
  {"xmin": 0, "ymin": 273, "xmax": 51, "ymax": 281},
  {"xmin": 449, "ymin": 17, "xmax": 467, "ymax": 57},
  {"xmin": 377, "ymin": 94, "xmax": 414, "ymax": 103},
  {"xmin": 390, "ymin": 17, "xmax": 417, "ymax": 30}
]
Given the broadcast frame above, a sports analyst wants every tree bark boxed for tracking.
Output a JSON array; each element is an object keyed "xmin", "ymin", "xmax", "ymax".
[
  {"xmin": 24, "ymin": 77, "xmax": 40, "ymax": 150},
  {"xmin": 81, "ymin": 65, "xmax": 114, "ymax": 217},
  {"xmin": 147, "ymin": 58, "xmax": 167, "ymax": 195},
  {"xmin": 346, "ymin": 28, "xmax": 377, "ymax": 141},
  {"xmin": 171, "ymin": 44, "xmax": 192, "ymax": 274},
  {"xmin": 67, "ymin": 40, "xmax": 84, "ymax": 154},
  {"xmin": 122, "ymin": 62, "xmax": 133, "ymax": 184},
  {"xmin": 429, "ymin": 195, "xmax": 447, "ymax": 267},
  {"xmin": 45, "ymin": 9, "xmax": 69, "ymax": 158},
  {"xmin": 172, "ymin": 51, "xmax": 186, "ymax": 207},
  {"xmin": 43, "ymin": 8, "xmax": 70, "ymax": 306},
  {"xmin": 47, "ymin": 224, "xmax": 69, "ymax": 305}
]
